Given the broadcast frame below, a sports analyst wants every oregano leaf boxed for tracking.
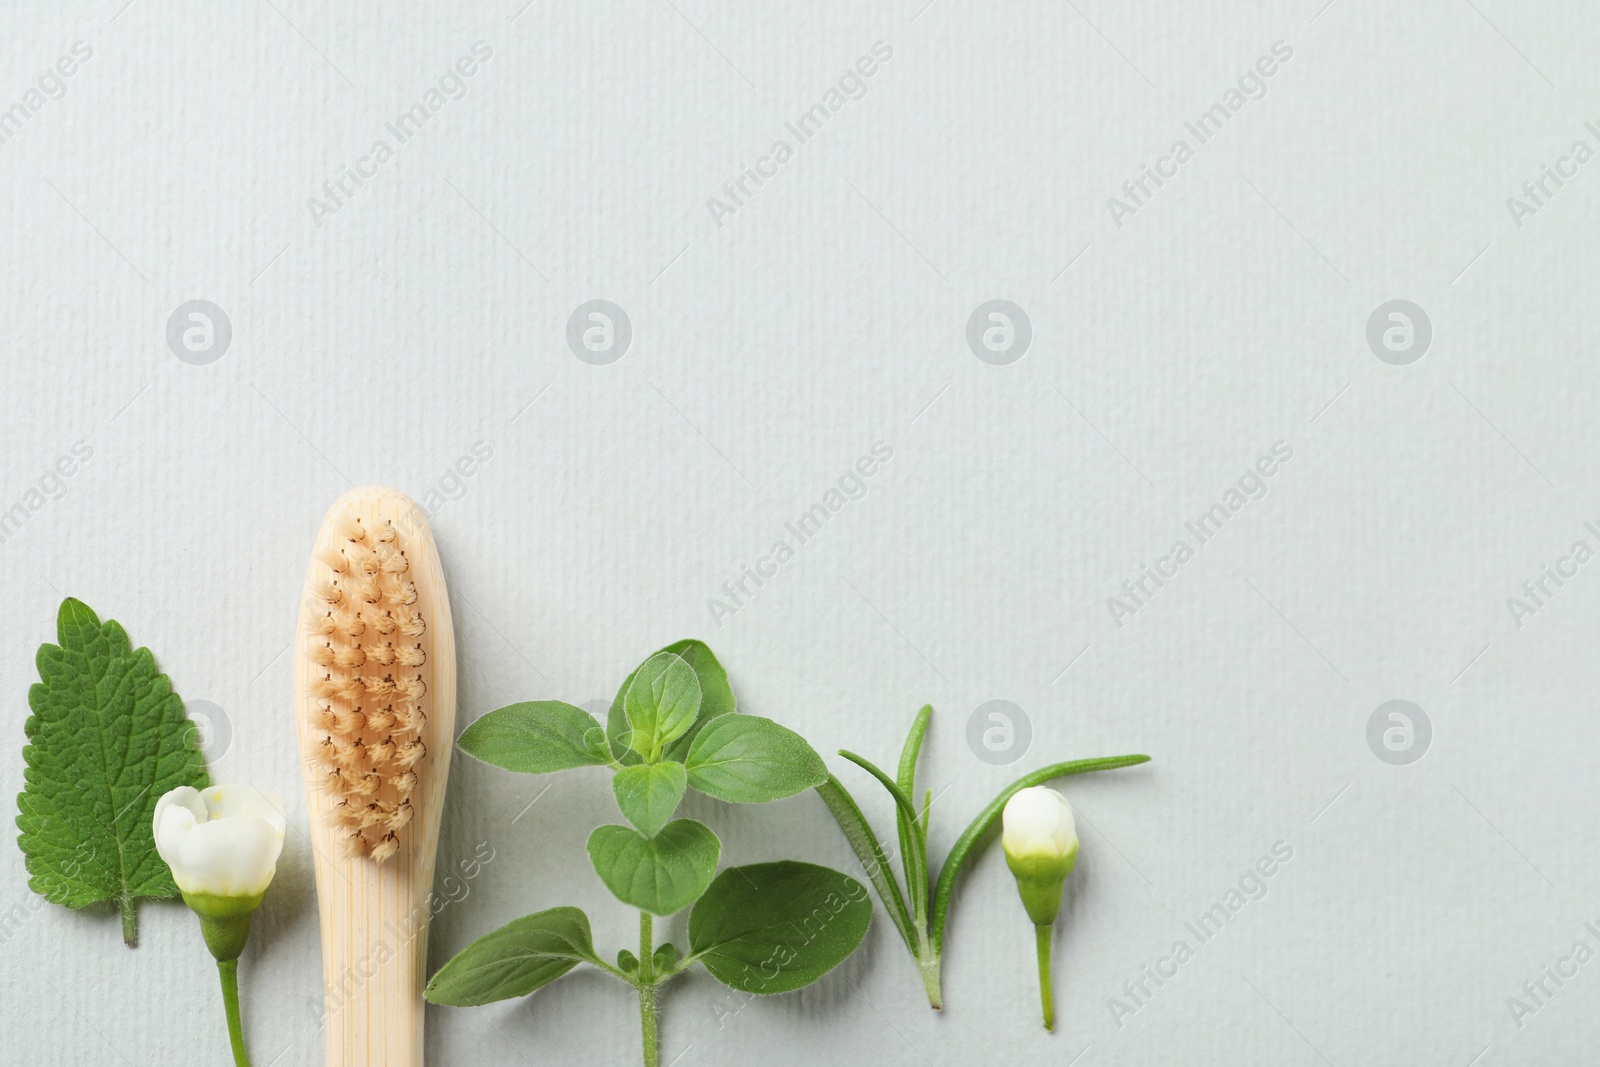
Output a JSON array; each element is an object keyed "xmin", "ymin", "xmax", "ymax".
[
  {"xmin": 457, "ymin": 700, "xmax": 611, "ymax": 774},
  {"xmin": 586, "ymin": 819, "xmax": 719, "ymax": 915},
  {"xmin": 612, "ymin": 762, "xmax": 688, "ymax": 837},
  {"xmin": 608, "ymin": 640, "xmax": 734, "ymax": 765},
  {"xmin": 621, "ymin": 652, "xmax": 701, "ymax": 761},
  {"xmin": 652, "ymin": 942, "xmax": 679, "ymax": 973},
  {"xmin": 685, "ymin": 715, "xmax": 827, "ymax": 803},
  {"xmin": 424, "ymin": 907, "xmax": 599, "ymax": 1006},
  {"xmin": 15, "ymin": 598, "xmax": 210, "ymax": 946},
  {"xmin": 656, "ymin": 641, "xmax": 735, "ymax": 762},
  {"xmin": 688, "ymin": 861, "xmax": 871, "ymax": 994}
]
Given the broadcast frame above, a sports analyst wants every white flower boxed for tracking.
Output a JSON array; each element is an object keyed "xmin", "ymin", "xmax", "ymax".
[
  {"xmin": 1002, "ymin": 786, "xmax": 1079, "ymax": 928},
  {"xmin": 154, "ymin": 785, "xmax": 286, "ymax": 900},
  {"xmin": 1002, "ymin": 786, "xmax": 1078, "ymax": 863}
]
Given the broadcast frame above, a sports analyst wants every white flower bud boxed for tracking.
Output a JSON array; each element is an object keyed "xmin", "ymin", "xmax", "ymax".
[
  {"xmin": 154, "ymin": 785, "xmax": 286, "ymax": 900},
  {"xmin": 1001, "ymin": 786, "xmax": 1078, "ymax": 863},
  {"xmin": 1001, "ymin": 787, "xmax": 1079, "ymax": 927}
]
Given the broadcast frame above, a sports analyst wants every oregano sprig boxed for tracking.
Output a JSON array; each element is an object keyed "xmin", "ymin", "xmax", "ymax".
[{"xmin": 433, "ymin": 640, "xmax": 870, "ymax": 1067}]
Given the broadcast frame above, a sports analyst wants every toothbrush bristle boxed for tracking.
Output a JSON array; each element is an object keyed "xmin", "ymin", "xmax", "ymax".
[
  {"xmin": 315, "ymin": 547, "xmax": 348, "ymax": 574},
  {"xmin": 363, "ymin": 676, "xmax": 396, "ymax": 699},
  {"xmin": 332, "ymin": 646, "xmax": 366, "ymax": 669},
  {"xmin": 306, "ymin": 514, "xmax": 428, "ymax": 862},
  {"xmin": 387, "ymin": 801, "xmax": 414, "ymax": 833}
]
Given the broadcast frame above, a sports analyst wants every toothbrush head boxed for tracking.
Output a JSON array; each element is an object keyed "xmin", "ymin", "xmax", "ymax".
[{"xmin": 306, "ymin": 515, "xmax": 428, "ymax": 862}]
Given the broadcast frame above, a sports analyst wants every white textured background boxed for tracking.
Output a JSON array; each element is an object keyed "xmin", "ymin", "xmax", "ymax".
[{"xmin": 2, "ymin": 0, "xmax": 1597, "ymax": 1064}]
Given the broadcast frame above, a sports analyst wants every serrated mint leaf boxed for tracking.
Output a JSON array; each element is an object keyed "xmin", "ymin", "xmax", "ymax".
[
  {"xmin": 16, "ymin": 598, "xmax": 210, "ymax": 946},
  {"xmin": 424, "ymin": 906, "xmax": 598, "ymax": 1006},
  {"xmin": 458, "ymin": 701, "xmax": 611, "ymax": 774},
  {"xmin": 612, "ymin": 762, "xmax": 687, "ymax": 837},
  {"xmin": 689, "ymin": 862, "xmax": 871, "ymax": 994},
  {"xmin": 608, "ymin": 640, "xmax": 732, "ymax": 765},
  {"xmin": 587, "ymin": 819, "xmax": 719, "ymax": 915},
  {"xmin": 685, "ymin": 715, "xmax": 827, "ymax": 803},
  {"xmin": 621, "ymin": 652, "xmax": 700, "ymax": 762}
]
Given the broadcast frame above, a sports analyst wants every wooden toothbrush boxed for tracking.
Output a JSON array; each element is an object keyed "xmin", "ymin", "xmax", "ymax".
[{"xmin": 294, "ymin": 486, "xmax": 456, "ymax": 1066}]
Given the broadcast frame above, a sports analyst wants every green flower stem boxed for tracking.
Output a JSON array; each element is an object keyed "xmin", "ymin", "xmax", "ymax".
[
  {"xmin": 218, "ymin": 959, "xmax": 252, "ymax": 1067},
  {"xmin": 1034, "ymin": 925, "xmax": 1054, "ymax": 1032},
  {"xmin": 638, "ymin": 911, "xmax": 658, "ymax": 1067}
]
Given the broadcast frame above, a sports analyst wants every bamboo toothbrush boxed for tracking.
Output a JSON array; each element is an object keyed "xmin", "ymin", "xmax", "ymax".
[{"xmin": 294, "ymin": 486, "xmax": 456, "ymax": 1067}]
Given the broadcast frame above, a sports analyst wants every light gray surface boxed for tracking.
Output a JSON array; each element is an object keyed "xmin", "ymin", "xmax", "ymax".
[{"xmin": 1, "ymin": 1, "xmax": 1595, "ymax": 1064}]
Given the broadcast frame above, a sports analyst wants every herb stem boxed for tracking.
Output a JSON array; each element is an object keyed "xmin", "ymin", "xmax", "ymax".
[
  {"xmin": 218, "ymin": 959, "xmax": 252, "ymax": 1066},
  {"xmin": 917, "ymin": 953, "xmax": 943, "ymax": 1011},
  {"xmin": 1034, "ymin": 924, "xmax": 1054, "ymax": 1032},
  {"xmin": 638, "ymin": 911, "xmax": 658, "ymax": 1067},
  {"xmin": 120, "ymin": 898, "xmax": 137, "ymax": 948},
  {"xmin": 593, "ymin": 958, "xmax": 633, "ymax": 982}
]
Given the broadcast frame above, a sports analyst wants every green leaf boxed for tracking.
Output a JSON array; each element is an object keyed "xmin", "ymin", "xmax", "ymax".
[
  {"xmin": 608, "ymin": 640, "xmax": 734, "ymax": 765},
  {"xmin": 895, "ymin": 705, "xmax": 931, "ymax": 801},
  {"xmin": 652, "ymin": 942, "xmax": 679, "ymax": 973},
  {"xmin": 424, "ymin": 907, "xmax": 599, "ymax": 1006},
  {"xmin": 840, "ymin": 745, "xmax": 933, "ymax": 935},
  {"xmin": 838, "ymin": 750, "xmax": 921, "ymax": 828},
  {"xmin": 587, "ymin": 819, "xmax": 720, "ymax": 915},
  {"xmin": 621, "ymin": 652, "xmax": 701, "ymax": 761},
  {"xmin": 814, "ymin": 776, "xmax": 916, "ymax": 956},
  {"xmin": 685, "ymin": 715, "xmax": 827, "ymax": 803},
  {"xmin": 457, "ymin": 701, "xmax": 611, "ymax": 774},
  {"xmin": 16, "ymin": 599, "xmax": 210, "ymax": 946},
  {"xmin": 688, "ymin": 861, "xmax": 872, "ymax": 994},
  {"xmin": 891, "ymin": 706, "xmax": 933, "ymax": 927},
  {"xmin": 612, "ymin": 762, "xmax": 688, "ymax": 837},
  {"xmin": 929, "ymin": 753, "xmax": 1151, "ymax": 954}
]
